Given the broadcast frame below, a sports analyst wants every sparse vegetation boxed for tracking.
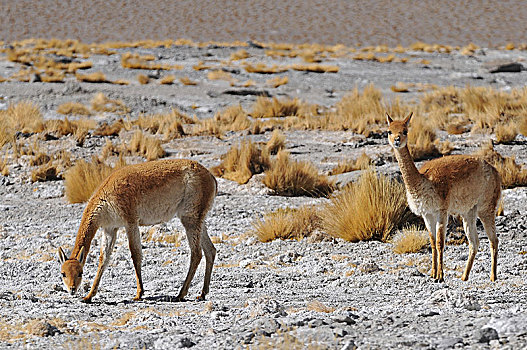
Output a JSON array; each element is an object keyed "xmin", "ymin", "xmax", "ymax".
[
  {"xmin": 392, "ymin": 226, "xmax": 429, "ymax": 254},
  {"xmin": 322, "ymin": 168, "xmax": 408, "ymax": 242},
  {"xmin": 253, "ymin": 205, "xmax": 321, "ymax": 242},
  {"xmin": 64, "ymin": 157, "xmax": 126, "ymax": 203},
  {"xmin": 211, "ymin": 140, "xmax": 270, "ymax": 184},
  {"xmin": 475, "ymin": 141, "xmax": 527, "ymax": 188},
  {"xmin": 90, "ymin": 93, "xmax": 129, "ymax": 114},
  {"xmin": 328, "ymin": 153, "xmax": 372, "ymax": 175},
  {"xmin": 127, "ymin": 130, "xmax": 166, "ymax": 161},
  {"xmin": 263, "ymin": 151, "xmax": 335, "ymax": 197},
  {"xmin": 56, "ymin": 102, "xmax": 92, "ymax": 116}
]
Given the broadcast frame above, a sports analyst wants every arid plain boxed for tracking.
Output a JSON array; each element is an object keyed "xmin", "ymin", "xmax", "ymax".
[{"xmin": 1, "ymin": 3, "xmax": 527, "ymax": 349}]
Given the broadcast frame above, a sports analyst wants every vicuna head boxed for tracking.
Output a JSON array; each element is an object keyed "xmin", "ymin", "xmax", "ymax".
[
  {"xmin": 386, "ymin": 112, "xmax": 413, "ymax": 149},
  {"xmin": 58, "ymin": 246, "xmax": 85, "ymax": 295}
]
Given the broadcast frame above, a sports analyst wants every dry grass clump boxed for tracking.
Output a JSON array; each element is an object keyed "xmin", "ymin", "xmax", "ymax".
[
  {"xmin": 135, "ymin": 110, "xmax": 188, "ymax": 139},
  {"xmin": 0, "ymin": 101, "xmax": 44, "ymax": 133},
  {"xmin": 230, "ymin": 49, "xmax": 250, "ymax": 61},
  {"xmin": 90, "ymin": 93, "xmax": 129, "ymax": 114},
  {"xmin": 128, "ymin": 130, "xmax": 166, "ymax": 161},
  {"xmin": 475, "ymin": 141, "xmax": 527, "ymax": 188},
  {"xmin": 159, "ymin": 75, "xmax": 175, "ymax": 84},
  {"xmin": 180, "ymin": 76, "xmax": 198, "ymax": 85},
  {"xmin": 44, "ymin": 118, "xmax": 97, "ymax": 144},
  {"xmin": 121, "ymin": 52, "xmax": 182, "ymax": 70},
  {"xmin": 519, "ymin": 117, "xmax": 527, "ymax": 136},
  {"xmin": 244, "ymin": 62, "xmax": 289, "ymax": 74},
  {"xmin": 328, "ymin": 153, "xmax": 372, "ymax": 175},
  {"xmin": 407, "ymin": 115, "xmax": 441, "ymax": 160},
  {"xmin": 323, "ymin": 84, "xmax": 402, "ymax": 136},
  {"xmin": 289, "ymin": 64, "xmax": 339, "ymax": 73},
  {"xmin": 251, "ymin": 97, "xmax": 307, "ymax": 118},
  {"xmin": 56, "ymin": 102, "xmax": 92, "ymax": 116},
  {"xmin": 31, "ymin": 162, "xmax": 60, "ymax": 182},
  {"xmin": 195, "ymin": 105, "xmax": 252, "ymax": 137},
  {"xmin": 211, "ymin": 140, "xmax": 270, "ymax": 184},
  {"xmin": 263, "ymin": 151, "xmax": 335, "ymax": 197},
  {"xmin": 65, "ymin": 157, "xmax": 126, "ymax": 203},
  {"xmin": 137, "ymin": 74, "xmax": 149, "ymax": 84},
  {"xmin": 75, "ymin": 71, "xmax": 109, "ymax": 83},
  {"xmin": 495, "ymin": 121, "xmax": 518, "ymax": 144},
  {"xmin": 252, "ymin": 205, "xmax": 321, "ymax": 242},
  {"xmin": 207, "ymin": 70, "xmax": 236, "ymax": 84},
  {"xmin": 266, "ymin": 129, "xmax": 286, "ymax": 155},
  {"xmin": 322, "ymin": 168, "xmax": 408, "ymax": 242},
  {"xmin": 30, "ymin": 150, "xmax": 72, "ymax": 182},
  {"xmin": 392, "ymin": 226, "xmax": 429, "ymax": 254},
  {"xmin": 93, "ymin": 119, "xmax": 126, "ymax": 136},
  {"xmin": 0, "ymin": 153, "xmax": 10, "ymax": 176},
  {"xmin": 266, "ymin": 76, "xmax": 289, "ymax": 88}
]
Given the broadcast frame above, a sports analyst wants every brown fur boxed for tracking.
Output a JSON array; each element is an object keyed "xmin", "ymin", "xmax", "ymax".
[
  {"xmin": 58, "ymin": 159, "xmax": 217, "ymax": 302},
  {"xmin": 387, "ymin": 112, "xmax": 501, "ymax": 282}
]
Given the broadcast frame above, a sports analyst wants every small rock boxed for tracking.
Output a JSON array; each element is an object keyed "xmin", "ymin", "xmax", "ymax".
[
  {"xmin": 308, "ymin": 319, "xmax": 324, "ymax": 328},
  {"xmin": 28, "ymin": 320, "xmax": 59, "ymax": 337},
  {"xmin": 331, "ymin": 314, "xmax": 356, "ymax": 326},
  {"xmin": 474, "ymin": 327, "xmax": 499, "ymax": 343},
  {"xmin": 333, "ymin": 326, "xmax": 347, "ymax": 338},
  {"xmin": 340, "ymin": 340, "xmax": 357, "ymax": 350},
  {"xmin": 179, "ymin": 337, "xmax": 195, "ymax": 348},
  {"xmin": 485, "ymin": 61, "xmax": 524, "ymax": 73},
  {"xmin": 437, "ymin": 337, "xmax": 463, "ymax": 349}
]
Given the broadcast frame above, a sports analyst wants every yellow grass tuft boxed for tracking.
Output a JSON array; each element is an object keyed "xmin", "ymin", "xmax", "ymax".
[
  {"xmin": 31, "ymin": 161, "xmax": 59, "ymax": 182},
  {"xmin": 207, "ymin": 70, "xmax": 236, "ymax": 84},
  {"xmin": 180, "ymin": 76, "xmax": 198, "ymax": 85},
  {"xmin": 322, "ymin": 168, "xmax": 408, "ymax": 242},
  {"xmin": 121, "ymin": 52, "xmax": 182, "ymax": 70},
  {"xmin": 266, "ymin": 129, "xmax": 286, "ymax": 155},
  {"xmin": 495, "ymin": 121, "xmax": 518, "ymax": 144},
  {"xmin": 244, "ymin": 62, "xmax": 289, "ymax": 74},
  {"xmin": 137, "ymin": 74, "xmax": 149, "ymax": 84},
  {"xmin": 266, "ymin": 76, "xmax": 289, "ymax": 88},
  {"xmin": 65, "ymin": 157, "xmax": 126, "ymax": 203},
  {"xmin": 159, "ymin": 75, "xmax": 175, "ymax": 85},
  {"xmin": 407, "ymin": 115, "xmax": 441, "ymax": 160},
  {"xmin": 195, "ymin": 104, "xmax": 251, "ymax": 137},
  {"xmin": 0, "ymin": 100, "xmax": 44, "ymax": 133},
  {"xmin": 328, "ymin": 153, "xmax": 372, "ymax": 175},
  {"xmin": 307, "ymin": 300, "xmax": 335, "ymax": 313},
  {"xmin": 211, "ymin": 140, "xmax": 270, "ymax": 184},
  {"xmin": 392, "ymin": 226, "xmax": 429, "ymax": 254},
  {"xmin": 230, "ymin": 49, "xmax": 250, "ymax": 61},
  {"xmin": 251, "ymin": 97, "xmax": 304, "ymax": 118},
  {"xmin": 475, "ymin": 141, "xmax": 527, "ymax": 188},
  {"xmin": 56, "ymin": 102, "xmax": 92, "ymax": 116},
  {"xmin": 75, "ymin": 71, "xmax": 108, "ymax": 83},
  {"xmin": 135, "ymin": 110, "xmax": 187, "ymax": 139},
  {"xmin": 263, "ymin": 151, "xmax": 335, "ymax": 197},
  {"xmin": 128, "ymin": 130, "xmax": 166, "ymax": 161},
  {"xmin": 289, "ymin": 64, "xmax": 339, "ymax": 73},
  {"xmin": 252, "ymin": 205, "xmax": 320, "ymax": 242},
  {"xmin": 90, "ymin": 93, "xmax": 129, "ymax": 114}
]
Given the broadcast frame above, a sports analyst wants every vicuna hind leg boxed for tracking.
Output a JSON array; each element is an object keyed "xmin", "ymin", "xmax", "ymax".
[
  {"xmin": 126, "ymin": 224, "xmax": 144, "ymax": 301},
  {"xmin": 84, "ymin": 228, "xmax": 117, "ymax": 302},
  {"xmin": 435, "ymin": 211, "xmax": 448, "ymax": 282},
  {"xmin": 176, "ymin": 216, "xmax": 203, "ymax": 301},
  {"xmin": 461, "ymin": 207, "xmax": 479, "ymax": 281},
  {"xmin": 198, "ymin": 223, "xmax": 216, "ymax": 301},
  {"xmin": 480, "ymin": 213, "xmax": 498, "ymax": 282}
]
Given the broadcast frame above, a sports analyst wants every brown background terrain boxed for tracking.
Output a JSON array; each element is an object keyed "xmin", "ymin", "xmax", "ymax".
[{"xmin": 1, "ymin": 0, "xmax": 526, "ymax": 47}]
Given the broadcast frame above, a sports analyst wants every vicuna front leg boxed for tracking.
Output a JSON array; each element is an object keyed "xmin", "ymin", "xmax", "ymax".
[
  {"xmin": 435, "ymin": 212, "xmax": 448, "ymax": 282},
  {"xmin": 461, "ymin": 207, "xmax": 479, "ymax": 281},
  {"xmin": 176, "ymin": 216, "xmax": 203, "ymax": 301},
  {"xmin": 84, "ymin": 228, "xmax": 117, "ymax": 302},
  {"xmin": 126, "ymin": 224, "xmax": 144, "ymax": 301},
  {"xmin": 423, "ymin": 214, "xmax": 438, "ymax": 279}
]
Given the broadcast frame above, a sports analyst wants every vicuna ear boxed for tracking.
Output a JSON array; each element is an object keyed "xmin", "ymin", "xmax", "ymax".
[
  {"xmin": 403, "ymin": 112, "xmax": 413, "ymax": 126},
  {"xmin": 386, "ymin": 113, "xmax": 393, "ymax": 125},
  {"xmin": 58, "ymin": 247, "xmax": 68, "ymax": 264},
  {"xmin": 76, "ymin": 246, "xmax": 85, "ymax": 264}
]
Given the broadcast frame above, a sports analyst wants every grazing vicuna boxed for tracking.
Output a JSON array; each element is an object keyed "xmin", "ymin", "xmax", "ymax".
[
  {"xmin": 58, "ymin": 159, "xmax": 217, "ymax": 302},
  {"xmin": 386, "ymin": 112, "xmax": 501, "ymax": 282}
]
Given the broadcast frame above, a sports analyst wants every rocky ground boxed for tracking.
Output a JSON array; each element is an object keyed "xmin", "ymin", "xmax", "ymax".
[{"xmin": 0, "ymin": 43, "xmax": 526, "ymax": 349}]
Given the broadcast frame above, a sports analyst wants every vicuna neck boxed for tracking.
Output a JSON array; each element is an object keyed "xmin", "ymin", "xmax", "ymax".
[
  {"xmin": 393, "ymin": 145, "xmax": 426, "ymax": 191},
  {"xmin": 71, "ymin": 204, "xmax": 101, "ymax": 263}
]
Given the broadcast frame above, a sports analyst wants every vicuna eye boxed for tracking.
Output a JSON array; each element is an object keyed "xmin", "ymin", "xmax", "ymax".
[
  {"xmin": 78, "ymin": 273, "xmax": 83, "ymax": 278},
  {"xmin": 61, "ymin": 272, "xmax": 66, "ymax": 277},
  {"xmin": 403, "ymin": 130, "xmax": 408, "ymax": 135}
]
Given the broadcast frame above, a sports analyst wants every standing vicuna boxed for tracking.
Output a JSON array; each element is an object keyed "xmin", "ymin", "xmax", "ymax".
[
  {"xmin": 386, "ymin": 112, "xmax": 501, "ymax": 282},
  {"xmin": 58, "ymin": 159, "xmax": 217, "ymax": 302}
]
